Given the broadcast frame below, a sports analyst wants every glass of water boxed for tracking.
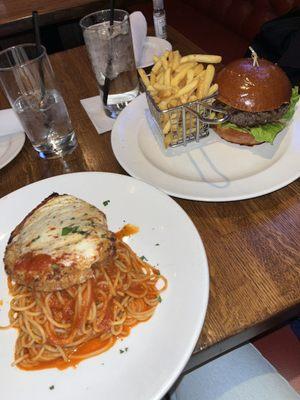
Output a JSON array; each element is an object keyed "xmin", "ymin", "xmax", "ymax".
[
  {"xmin": 0, "ymin": 44, "xmax": 77, "ymax": 159},
  {"xmin": 80, "ymin": 9, "xmax": 139, "ymax": 119}
]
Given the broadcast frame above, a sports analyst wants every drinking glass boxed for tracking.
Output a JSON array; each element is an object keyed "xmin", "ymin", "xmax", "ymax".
[
  {"xmin": 0, "ymin": 44, "xmax": 77, "ymax": 159},
  {"xmin": 80, "ymin": 9, "xmax": 139, "ymax": 119}
]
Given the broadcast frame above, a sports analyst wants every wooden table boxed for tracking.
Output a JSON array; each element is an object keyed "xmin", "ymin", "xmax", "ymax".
[
  {"xmin": 0, "ymin": 26, "xmax": 299, "ymax": 375},
  {"xmin": 0, "ymin": 0, "xmax": 125, "ymax": 37}
]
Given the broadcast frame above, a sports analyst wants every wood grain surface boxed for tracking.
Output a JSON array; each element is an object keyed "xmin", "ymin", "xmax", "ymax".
[
  {"xmin": 0, "ymin": 0, "xmax": 125, "ymax": 37},
  {"xmin": 0, "ymin": 26, "xmax": 299, "ymax": 370}
]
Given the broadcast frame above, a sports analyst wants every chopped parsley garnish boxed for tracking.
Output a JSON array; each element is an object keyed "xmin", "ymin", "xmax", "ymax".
[
  {"xmin": 61, "ymin": 226, "xmax": 86, "ymax": 236},
  {"xmin": 70, "ymin": 217, "xmax": 75, "ymax": 220},
  {"xmin": 119, "ymin": 347, "xmax": 128, "ymax": 354},
  {"xmin": 158, "ymin": 295, "xmax": 162, "ymax": 303},
  {"xmin": 140, "ymin": 255, "xmax": 148, "ymax": 261},
  {"xmin": 49, "ymin": 385, "xmax": 55, "ymax": 390},
  {"xmin": 103, "ymin": 200, "xmax": 110, "ymax": 207},
  {"xmin": 31, "ymin": 235, "xmax": 40, "ymax": 243},
  {"xmin": 51, "ymin": 264, "xmax": 59, "ymax": 270}
]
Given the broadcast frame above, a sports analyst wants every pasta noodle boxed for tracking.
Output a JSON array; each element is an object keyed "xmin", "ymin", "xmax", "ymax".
[{"xmin": 1, "ymin": 239, "xmax": 167, "ymax": 370}]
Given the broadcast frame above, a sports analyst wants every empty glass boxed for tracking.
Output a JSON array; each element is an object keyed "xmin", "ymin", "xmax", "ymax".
[
  {"xmin": 0, "ymin": 44, "xmax": 77, "ymax": 159},
  {"xmin": 80, "ymin": 9, "xmax": 139, "ymax": 119}
]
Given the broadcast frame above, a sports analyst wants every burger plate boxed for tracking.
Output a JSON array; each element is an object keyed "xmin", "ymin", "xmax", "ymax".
[{"xmin": 111, "ymin": 93, "xmax": 300, "ymax": 201}]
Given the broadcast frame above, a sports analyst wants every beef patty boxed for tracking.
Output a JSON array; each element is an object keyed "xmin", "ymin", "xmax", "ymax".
[{"xmin": 227, "ymin": 103, "xmax": 289, "ymax": 127}]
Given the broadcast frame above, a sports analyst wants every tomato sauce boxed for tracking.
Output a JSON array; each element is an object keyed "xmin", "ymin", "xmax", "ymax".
[
  {"xmin": 15, "ymin": 253, "xmax": 54, "ymax": 273},
  {"xmin": 115, "ymin": 224, "xmax": 139, "ymax": 240}
]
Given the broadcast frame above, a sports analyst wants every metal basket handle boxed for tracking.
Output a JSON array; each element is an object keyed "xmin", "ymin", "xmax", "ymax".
[{"xmin": 185, "ymin": 102, "xmax": 230, "ymax": 124}]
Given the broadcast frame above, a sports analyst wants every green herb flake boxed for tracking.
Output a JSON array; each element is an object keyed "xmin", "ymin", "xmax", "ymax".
[
  {"xmin": 49, "ymin": 385, "xmax": 55, "ymax": 390},
  {"xmin": 61, "ymin": 226, "xmax": 80, "ymax": 236},
  {"xmin": 31, "ymin": 235, "xmax": 40, "ymax": 243},
  {"xmin": 140, "ymin": 255, "xmax": 148, "ymax": 261},
  {"xmin": 101, "ymin": 234, "xmax": 107, "ymax": 238},
  {"xmin": 158, "ymin": 295, "xmax": 162, "ymax": 303},
  {"xmin": 119, "ymin": 347, "xmax": 128, "ymax": 354},
  {"xmin": 51, "ymin": 264, "xmax": 59, "ymax": 271},
  {"xmin": 70, "ymin": 217, "xmax": 75, "ymax": 220},
  {"xmin": 103, "ymin": 200, "xmax": 110, "ymax": 207}
]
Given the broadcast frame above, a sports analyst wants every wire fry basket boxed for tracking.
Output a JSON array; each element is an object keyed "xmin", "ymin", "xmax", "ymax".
[{"xmin": 143, "ymin": 86, "xmax": 229, "ymax": 148}]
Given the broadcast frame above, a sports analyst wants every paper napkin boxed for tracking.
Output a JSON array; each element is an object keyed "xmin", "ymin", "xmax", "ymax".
[
  {"xmin": 130, "ymin": 11, "xmax": 147, "ymax": 66},
  {"xmin": 80, "ymin": 96, "xmax": 115, "ymax": 134}
]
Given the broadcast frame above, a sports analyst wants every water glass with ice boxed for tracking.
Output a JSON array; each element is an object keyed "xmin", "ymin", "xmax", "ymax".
[
  {"xmin": 0, "ymin": 44, "xmax": 77, "ymax": 159},
  {"xmin": 80, "ymin": 9, "xmax": 139, "ymax": 119}
]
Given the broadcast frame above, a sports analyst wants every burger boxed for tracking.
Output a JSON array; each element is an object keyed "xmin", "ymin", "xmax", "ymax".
[{"xmin": 213, "ymin": 58, "xmax": 299, "ymax": 145}]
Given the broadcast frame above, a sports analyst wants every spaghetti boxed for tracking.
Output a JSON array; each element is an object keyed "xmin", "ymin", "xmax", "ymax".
[{"xmin": 1, "ymin": 238, "xmax": 167, "ymax": 370}]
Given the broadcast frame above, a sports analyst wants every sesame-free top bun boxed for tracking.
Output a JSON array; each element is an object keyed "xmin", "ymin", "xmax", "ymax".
[{"xmin": 216, "ymin": 58, "xmax": 292, "ymax": 112}]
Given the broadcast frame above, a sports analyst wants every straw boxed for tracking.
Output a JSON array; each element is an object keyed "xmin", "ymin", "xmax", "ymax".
[
  {"xmin": 32, "ymin": 11, "xmax": 46, "ymax": 101},
  {"xmin": 102, "ymin": 0, "xmax": 115, "ymax": 106}
]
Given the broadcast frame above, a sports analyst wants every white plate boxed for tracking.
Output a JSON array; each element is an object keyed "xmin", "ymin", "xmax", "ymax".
[
  {"xmin": 137, "ymin": 36, "xmax": 172, "ymax": 69},
  {"xmin": 111, "ymin": 94, "xmax": 300, "ymax": 201},
  {"xmin": 0, "ymin": 108, "xmax": 25, "ymax": 169},
  {"xmin": 0, "ymin": 172, "xmax": 209, "ymax": 400}
]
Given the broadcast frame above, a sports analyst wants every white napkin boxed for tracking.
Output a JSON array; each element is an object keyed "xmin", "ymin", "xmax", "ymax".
[
  {"xmin": 0, "ymin": 108, "xmax": 23, "ymax": 138},
  {"xmin": 80, "ymin": 96, "xmax": 115, "ymax": 134},
  {"xmin": 130, "ymin": 11, "xmax": 147, "ymax": 66}
]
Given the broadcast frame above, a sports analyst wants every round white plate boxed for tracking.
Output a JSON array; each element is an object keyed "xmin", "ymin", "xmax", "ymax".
[
  {"xmin": 111, "ymin": 94, "xmax": 300, "ymax": 201},
  {"xmin": 0, "ymin": 172, "xmax": 209, "ymax": 400},
  {"xmin": 0, "ymin": 131, "xmax": 25, "ymax": 169},
  {"xmin": 137, "ymin": 36, "xmax": 172, "ymax": 69}
]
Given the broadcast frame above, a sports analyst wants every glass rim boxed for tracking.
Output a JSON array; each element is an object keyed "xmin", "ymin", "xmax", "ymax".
[
  {"xmin": 0, "ymin": 43, "xmax": 47, "ymax": 72},
  {"xmin": 79, "ymin": 8, "xmax": 129, "ymax": 30}
]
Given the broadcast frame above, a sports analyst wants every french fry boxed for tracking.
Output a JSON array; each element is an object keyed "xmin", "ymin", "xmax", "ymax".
[
  {"xmin": 201, "ymin": 64, "xmax": 215, "ymax": 98},
  {"xmin": 147, "ymin": 49, "xmax": 222, "ymax": 148},
  {"xmin": 169, "ymin": 99, "xmax": 179, "ymax": 108},
  {"xmin": 161, "ymin": 55, "xmax": 169, "ymax": 70},
  {"xmin": 175, "ymin": 61, "xmax": 197, "ymax": 73},
  {"xmin": 188, "ymin": 95, "xmax": 198, "ymax": 102},
  {"xmin": 159, "ymin": 89, "xmax": 172, "ymax": 98},
  {"xmin": 164, "ymin": 68, "xmax": 171, "ymax": 86},
  {"xmin": 153, "ymin": 83, "xmax": 172, "ymax": 92},
  {"xmin": 180, "ymin": 54, "xmax": 222, "ymax": 64},
  {"xmin": 152, "ymin": 60, "xmax": 162, "ymax": 74},
  {"xmin": 164, "ymin": 133, "xmax": 173, "ymax": 148},
  {"xmin": 172, "ymin": 50, "xmax": 181, "ymax": 71},
  {"xmin": 186, "ymin": 68, "xmax": 194, "ymax": 84},
  {"xmin": 193, "ymin": 63, "xmax": 204, "ymax": 75},
  {"xmin": 163, "ymin": 119, "xmax": 171, "ymax": 134},
  {"xmin": 175, "ymin": 78, "xmax": 198, "ymax": 98},
  {"xmin": 171, "ymin": 63, "xmax": 195, "ymax": 86},
  {"xmin": 150, "ymin": 70, "xmax": 156, "ymax": 86},
  {"xmin": 208, "ymin": 83, "xmax": 218, "ymax": 96},
  {"xmin": 138, "ymin": 68, "xmax": 150, "ymax": 87},
  {"xmin": 180, "ymin": 95, "xmax": 188, "ymax": 104}
]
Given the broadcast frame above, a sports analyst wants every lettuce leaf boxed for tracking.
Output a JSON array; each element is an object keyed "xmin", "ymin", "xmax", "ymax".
[{"xmin": 220, "ymin": 87, "xmax": 299, "ymax": 143}]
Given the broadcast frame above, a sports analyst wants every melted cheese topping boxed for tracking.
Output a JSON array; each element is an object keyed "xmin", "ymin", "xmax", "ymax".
[{"xmin": 11, "ymin": 195, "xmax": 109, "ymax": 272}]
